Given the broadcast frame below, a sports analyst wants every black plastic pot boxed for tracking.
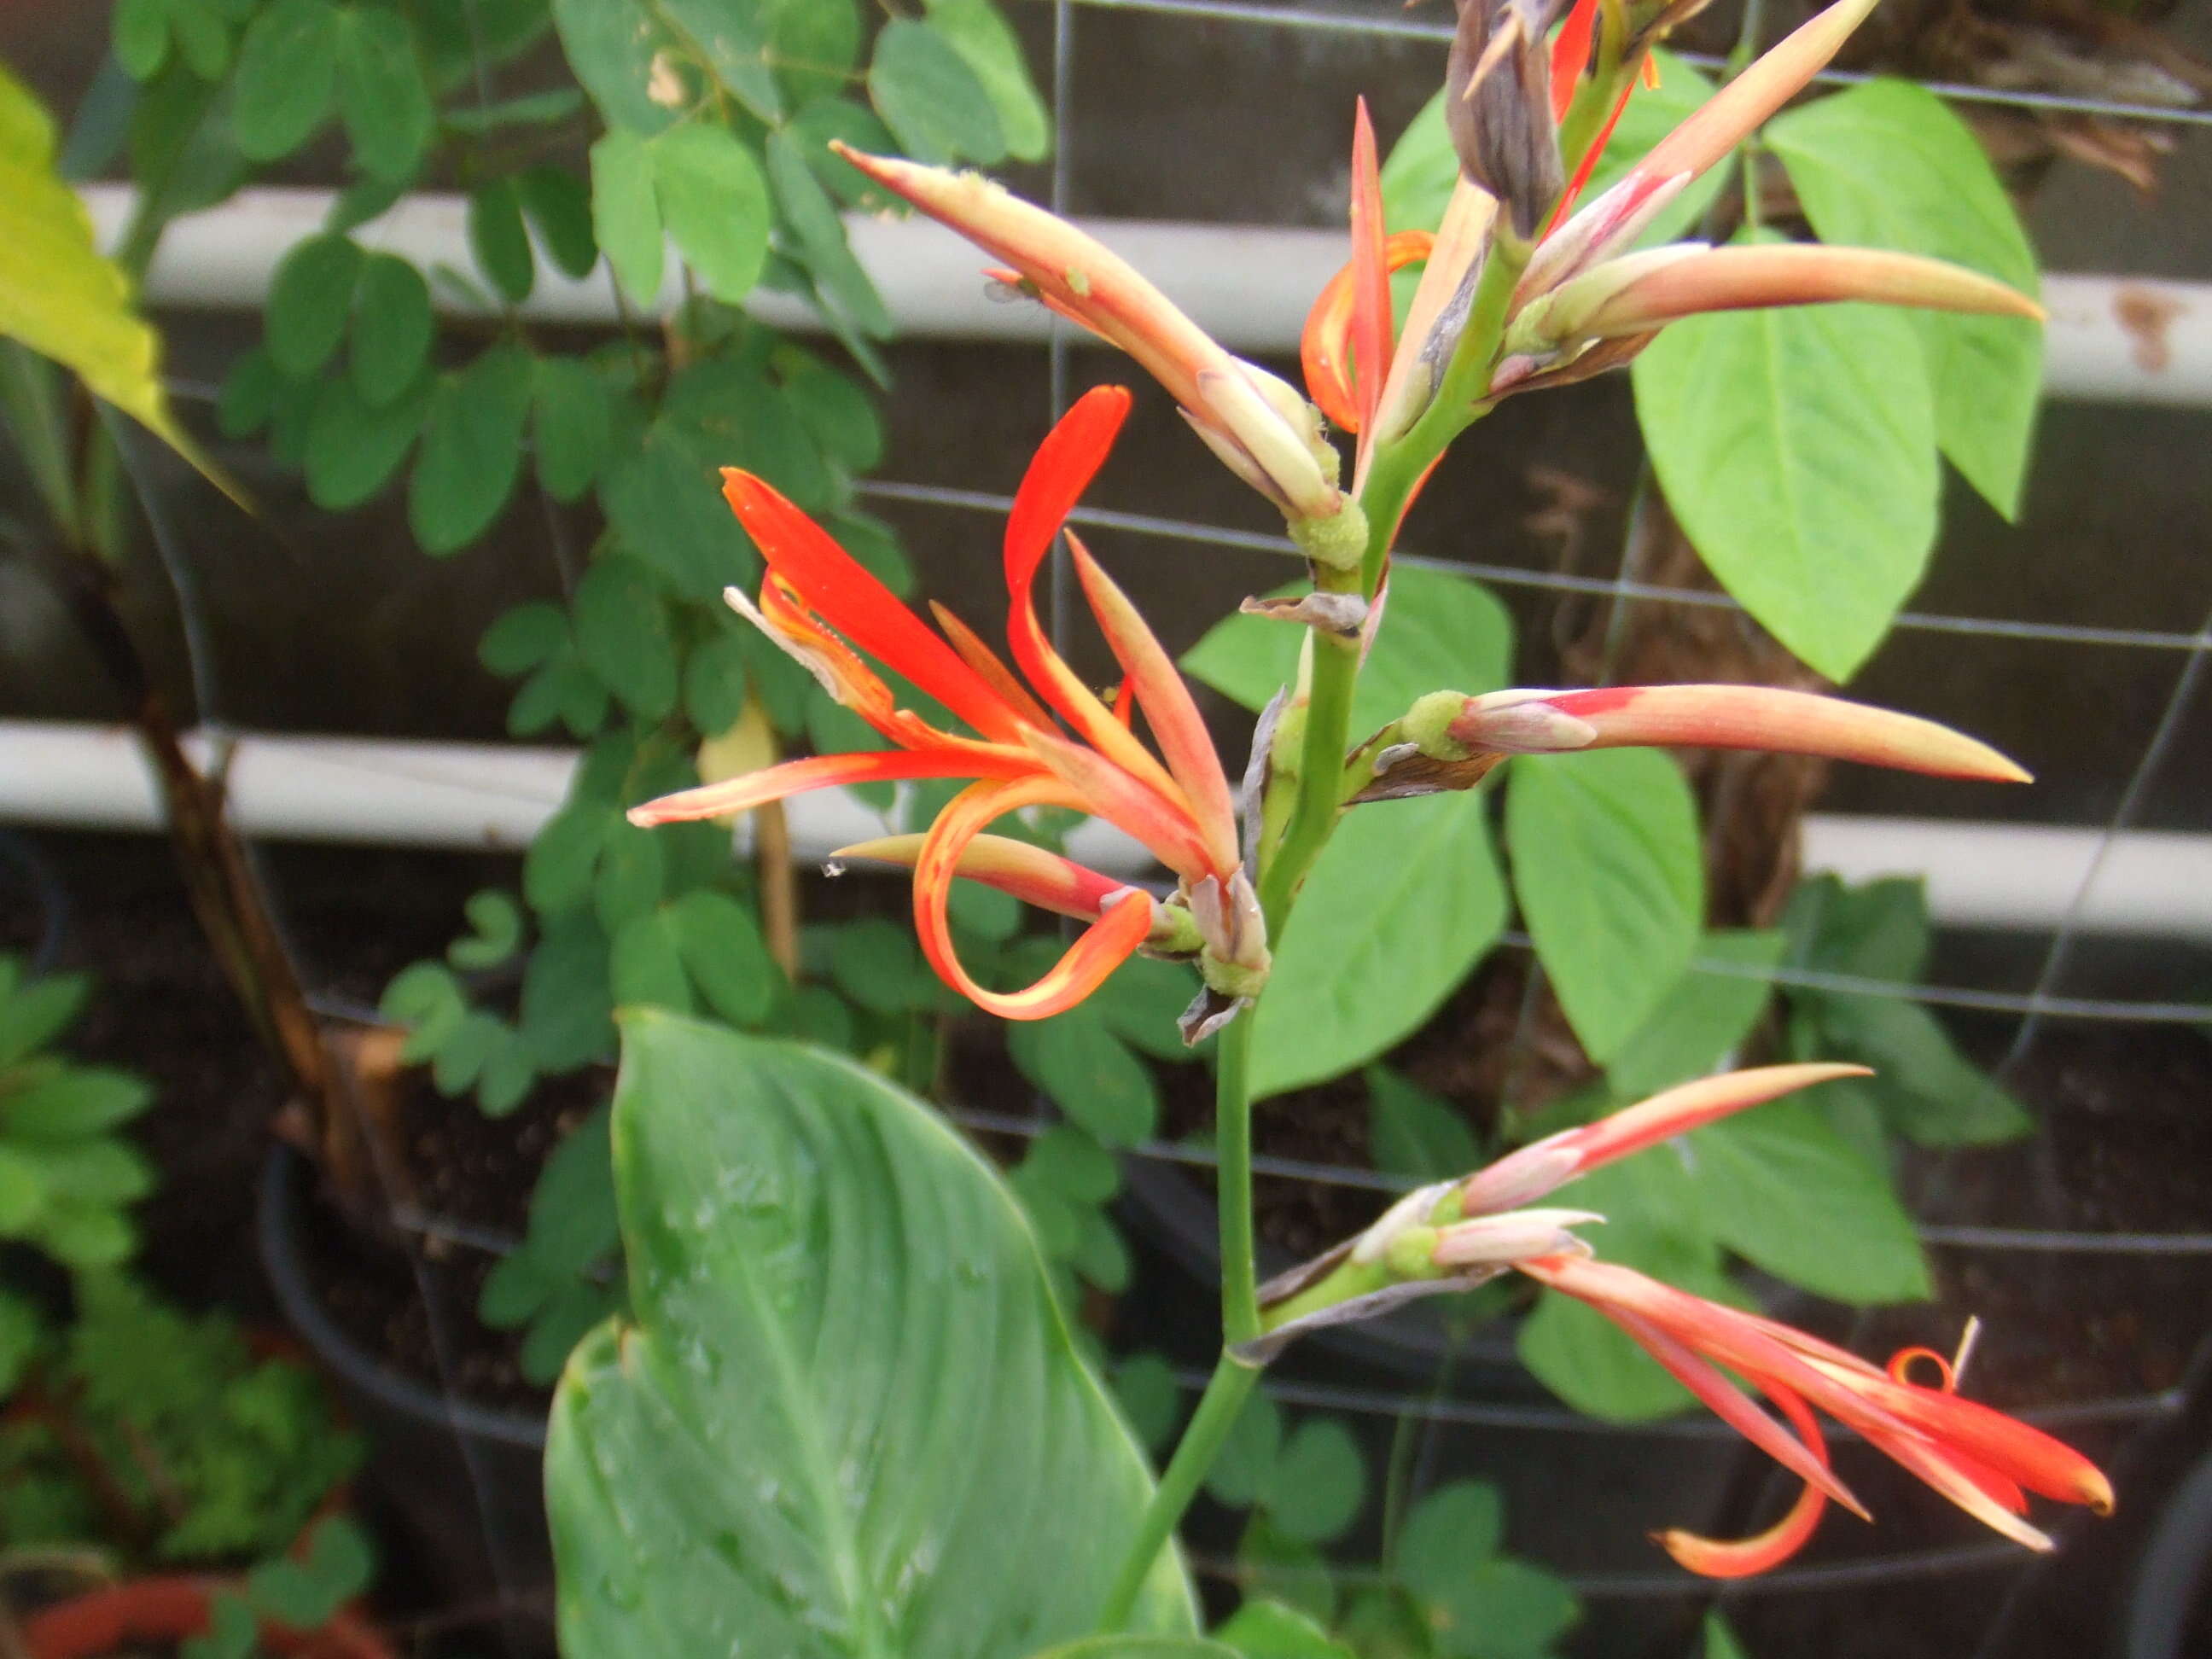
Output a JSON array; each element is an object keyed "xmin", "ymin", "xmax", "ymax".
[{"xmin": 257, "ymin": 1144, "xmax": 552, "ymax": 1657}]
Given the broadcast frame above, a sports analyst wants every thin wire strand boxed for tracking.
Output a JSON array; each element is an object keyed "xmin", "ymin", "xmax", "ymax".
[
  {"xmin": 856, "ymin": 480, "xmax": 2212, "ymax": 655},
  {"xmin": 1067, "ymin": 0, "xmax": 2212, "ymax": 129}
]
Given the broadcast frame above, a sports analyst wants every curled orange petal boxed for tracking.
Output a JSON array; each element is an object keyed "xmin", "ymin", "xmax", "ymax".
[
  {"xmin": 626, "ymin": 748, "xmax": 1035, "ymax": 828},
  {"xmin": 1659, "ymin": 1389, "xmax": 1833, "ymax": 1578},
  {"xmin": 1549, "ymin": 0, "xmax": 1600, "ymax": 120},
  {"xmin": 913, "ymin": 779, "xmax": 1153, "ymax": 1019}
]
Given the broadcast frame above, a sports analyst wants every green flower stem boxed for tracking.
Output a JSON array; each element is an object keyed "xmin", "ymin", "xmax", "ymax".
[
  {"xmin": 1096, "ymin": 1349, "xmax": 1260, "ymax": 1630},
  {"xmin": 1215, "ymin": 1010, "xmax": 1262, "ymax": 1346}
]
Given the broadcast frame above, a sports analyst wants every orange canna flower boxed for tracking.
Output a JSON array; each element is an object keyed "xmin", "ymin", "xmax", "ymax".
[
  {"xmin": 628, "ymin": 386, "xmax": 1257, "ymax": 1023},
  {"xmin": 1520, "ymin": 1253, "xmax": 2114, "ymax": 1575}
]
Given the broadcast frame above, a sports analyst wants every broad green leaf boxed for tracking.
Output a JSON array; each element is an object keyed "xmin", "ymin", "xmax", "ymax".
[
  {"xmin": 923, "ymin": 0, "xmax": 1049, "ymax": 161},
  {"xmin": 1262, "ymin": 1418, "xmax": 1365, "ymax": 1543},
  {"xmin": 481, "ymin": 602, "xmax": 569, "ymax": 677},
  {"xmin": 1397, "ymin": 1482, "xmax": 1504, "ymax": 1594},
  {"xmin": 768, "ymin": 129, "xmax": 893, "ymax": 341},
  {"xmin": 266, "ymin": 233, "xmax": 362, "ymax": 377},
  {"xmin": 608, "ymin": 908, "xmax": 694, "ymax": 1012},
  {"xmin": 1691, "ymin": 1096, "xmax": 1930, "ymax": 1303},
  {"xmin": 1022, "ymin": 1126, "xmax": 1120, "ymax": 1206},
  {"xmin": 469, "ymin": 177, "xmax": 538, "ymax": 304},
  {"xmin": 518, "ymin": 165, "xmax": 600, "ymax": 280},
  {"xmin": 533, "ymin": 356, "xmax": 614, "ymax": 502},
  {"xmin": 602, "ymin": 421, "xmax": 755, "ymax": 596},
  {"xmin": 350, "ymin": 254, "xmax": 434, "ymax": 409},
  {"xmin": 1253, "ymin": 791, "xmax": 1505, "ymax": 1098},
  {"xmin": 653, "ymin": 124, "xmax": 772, "ymax": 304},
  {"xmin": 1795, "ymin": 992, "xmax": 2029, "ymax": 1145},
  {"xmin": 571, "ymin": 556, "xmax": 678, "ymax": 720},
  {"xmin": 1768, "ymin": 79, "xmax": 2042, "ymax": 518},
  {"xmin": 661, "ymin": 0, "xmax": 783, "ymax": 120},
  {"xmin": 1, "ymin": 1068, "xmax": 154, "ymax": 1139},
  {"xmin": 230, "ymin": 0, "xmax": 341, "ymax": 160},
  {"xmin": 0, "ymin": 66, "xmax": 201, "ymax": 463},
  {"xmin": 521, "ymin": 915, "xmax": 617, "ymax": 1070},
  {"xmin": 0, "ymin": 1145, "xmax": 47, "ymax": 1232},
  {"xmin": 408, "ymin": 346, "xmax": 533, "ymax": 553},
  {"xmin": 546, "ymin": 1016, "xmax": 1197, "ymax": 1655},
  {"xmin": 1429, "ymin": 1558, "xmax": 1579, "ymax": 1659},
  {"xmin": 667, "ymin": 888, "xmax": 781, "ymax": 1026},
  {"xmin": 1110, "ymin": 1353, "xmax": 1182, "ymax": 1452},
  {"xmin": 523, "ymin": 1104, "xmax": 620, "ymax": 1278},
  {"xmin": 335, "ymin": 6, "xmax": 432, "ymax": 181},
  {"xmin": 0, "ymin": 970, "xmax": 90, "ymax": 1067},
  {"xmin": 1183, "ymin": 566, "xmax": 1513, "ymax": 736},
  {"xmin": 1211, "ymin": 1603, "xmax": 1353, "ymax": 1659},
  {"xmin": 765, "ymin": 0, "xmax": 859, "ymax": 106},
  {"xmin": 1782, "ymin": 872, "xmax": 1930, "ymax": 983},
  {"xmin": 551, "ymin": 0, "xmax": 690, "ymax": 133},
  {"xmin": 1704, "ymin": 1612, "xmax": 1752, "ymax": 1659},
  {"xmin": 302, "ymin": 371, "xmax": 429, "ymax": 509},
  {"xmin": 1206, "ymin": 1389, "xmax": 1284, "ymax": 1509},
  {"xmin": 114, "ymin": 0, "xmax": 174, "ymax": 81},
  {"xmin": 589, "ymin": 129, "xmax": 665, "ymax": 307},
  {"xmin": 783, "ymin": 357, "xmax": 885, "ymax": 472},
  {"xmin": 1506, "ymin": 750, "xmax": 1703, "ymax": 1063},
  {"xmin": 1367, "ymin": 1067, "xmax": 1479, "ymax": 1184},
  {"xmin": 827, "ymin": 917, "xmax": 938, "ymax": 1015},
  {"xmin": 870, "ymin": 18, "xmax": 1004, "ymax": 166},
  {"xmin": 1633, "ymin": 283, "xmax": 1939, "ymax": 682},
  {"xmin": 1010, "ymin": 1007, "xmax": 1158, "ymax": 1147},
  {"xmin": 1602, "ymin": 929, "xmax": 1784, "ymax": 1103}
]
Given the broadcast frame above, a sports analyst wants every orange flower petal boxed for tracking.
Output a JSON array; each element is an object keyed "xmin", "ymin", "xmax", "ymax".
[
  {"xmin": 912, "ymin": 779, "xmax": 1153, "ymax": 1019},
  {"xmin": 1659, "ymin": 1388, "xmax": 1833, "ymax": 1578},
  {"xmin": 1301, "ymin": 230, "xmax": 1436, "ymax": 433},
  {"xmin": 1068, "ymin": 535, "xmax": 1240, "ymax": 874},
  {"xmin": 1348, "ymin": 98, "xmax": 1393, "ymax": 433},
  {"xmin": 928, "ymin": 599, "xmax": 1057, "ymax": 730},
  {"xmin": 834, "ymin": 830, "xmax": 1135, "ymax": 924},
  {"xmin": 1549, "ymin": 0, "xmax": 1600, "ymax": 120},
  {"xmin": 626, "ymin": 748, "xmax": 1033, "ymax": 828},
  {"xmin": 722, "ymin": 469, "xmax": 1026, "ymax": 744}
]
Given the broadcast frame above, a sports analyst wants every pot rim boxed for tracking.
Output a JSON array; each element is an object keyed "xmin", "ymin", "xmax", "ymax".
[{"xmin": 257, "ymin": 1142, "xmax": 548, "ymax": 1452}]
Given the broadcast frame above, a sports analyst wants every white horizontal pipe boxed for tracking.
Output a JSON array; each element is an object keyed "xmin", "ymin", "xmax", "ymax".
[
  {"xmin": 4, "ymin": 720, "xmax": 2207, "ymax": 937},
  {"xmin": 82, "ymin": 185, "xmax": 2212, "ymax": 409}
]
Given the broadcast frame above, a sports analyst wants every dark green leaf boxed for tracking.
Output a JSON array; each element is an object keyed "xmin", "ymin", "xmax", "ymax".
[
  {"xmin": 571, "ymin": 556, "xmax": 678, "ymax": 720},
  {"xmin": 550, "ymin": 0, "xmax": 690, "ymax": 134},
  {"xmin": 521, "ymin": 914, "xmax": 616, "ymax": 1069},
  {"xmin": 1237, "ymin": 1516, "xmax": 1335, "ymax": 1626},
  {"xmin": 518, "ymin": 164, "xmax": 599, "ymax": 279},
  {"xmin": 532, "ymin": 356, "xmax": 614, "ymax": 502},
  {"xmin": 0, "ymin": 971, "xmax": 90, "ymax": 1067},
  {"xmin": 350, "ymin": 253, "xmax": 434, "ymax": 409},
  {"xmin": 595, "ymin": 819, "xmax": 669, "ymax": 934},
  {"xmin": 782, "ymin": 357, "xmax": 883, "ymax": 472},
  {"xmin": 521, "ymin": 1277, "xmax": 620, "ymax": 1382},
  {"xmin": 34, "ymin": 1201, "xmax": 136, "ymax": 1266},
  {"xmin": 2, "ymin": 1068, "xmax": 154, "ymax": 1139},
  {"xmin": 667, "ymin": 889, "xmax": 780, "ymax": 1026},
  {"xmin": 1367, "ymin": 1067, "xmax": 1479, "ymax": 1184},
  {"xmin": 265, "ymin": 233, "xmax": 362, "ymax": 378},
  {"xmin": 335, "ymin": 6, "xmax": 432, "ymax": 181},
  {"xmin": 544, "ymin": 1016, "xmax": 1198, "ymax": 1655},
  {"xmin": 767, "ymin": 130, "xmax": 892, "ymax": 340},
  {"xmin": 1070, "ymin": 1206, "xmax": 1131, "ymax": 1293},
  {"xmin": 1507, "ymin": 750, "xmax": 1703, "ymax": 1063},
  {"xmin": 653, "ymin": 123, "xmax": 771, "ymax": 303},
  {"xmin": 923, "ymin": 0, "xmax": 1048, "ymax": 161},
  {"xmin": 589, "ymin": 129, "xmax": 665, "ymax": 307},
  {"xmin": 408, "ymin": 346, "xmax": 533, "ymax": 553},
  {"xmin": 1767, "ymin": 80, "xmax": 2042, "ymax": 519},
  {"xmin": 1110, "ymin": 1352, "xmax": 1182, "ymax": 1452},
  {"xmin": 303, "ymin": 370, "xmax": 430, "ymax": 509},
  {"xmin": 1633, "ymin": 280, "xmax": 1939, "ymax": 683},
  {"xmin": 869, "ymin": 18, "xmax": 1004, "ymax": 166},
  {"xmin": 1691, "ymin": 1095, "xmax": 1930, "ymax": 1303},
  {"xmin": 449, "ymin": 889, "xmax": 526, "ymax": 971},
  {"xmin": 1603, "ymin": 929, "xmax": 1785, "ymax": 1103},
  {"xmin": 601, "ymin": 418, "xmax": 755, "ymax": 597},
  {"xmin": 608, "ymin": 909, "xmax": 694, "ymax": 1012},
  {"xmin": 1783, "ymin": 874, "xmax": 1930, "ymax": 983},
  {"xmin": 1088, "ymin": 956, "xmax": 1203, "ymax": 1063},
  {"xmin": 480, "ymin": 602, "xmax": 570, "ymax": 677},
  {"xmin": 469, "ymin": 177, "xmax": 538, "ymax": 304},
  {"xmin": 216, "ymin": 346, "xmax": 282, "ymax": 438},
  {"xmin": 1704, "ymin": 1611, "xmax": 1752, "ymax": 1659},
  {"xmin": 1397, "ymin": 1482, "xmax": 1504, "ymax": 1595},
  {"xmin": 764, "ymin": 0, "xmax": 858, "ymax": 105},
  {"xmin": 1262, "ymin": 1418, "xmax": 1365, "ymax": 1542},
  {"xmin": 1429, "ymin": 1558, "xmax": 1579, "ymax": 1659},
  {"xmin": 1251, "ymin": 791, "xmax": 1505, "ymax": 1098},
  {"xmin": 1212, "ymin": 1601, "xmax": 1353, "ymax": 1659},
  {"xmin": 1010, "ymin": 1008, "xmax": 1158, "ymax": 1146},
  {"xmin": 230, "ymin": 0, "xmax": 340, "ymax": 160},
  {"xmin": 661, "ymin": 0, "xmax": 783, "ymax": 119},
  {"xmin": 787, "ymin": 97, "xmax": 903, "ymax": 207},
  {"xmin": 1798, "ymin": 992, "xmax": 2030, "ymax": 1146},
  {"xmin": 1206, "ymin": 1389, "xmax": 1283, "ymax": 1508}
]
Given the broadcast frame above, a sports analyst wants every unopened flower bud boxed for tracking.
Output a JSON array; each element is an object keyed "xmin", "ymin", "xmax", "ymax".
[
  {"xmin": 1446, "ymin": 0, "xmax": 1571, "ymax": 241},
  {"xmin": 1431, "ymin": 1207, "xmax": 1604, "ymax": 1269}
]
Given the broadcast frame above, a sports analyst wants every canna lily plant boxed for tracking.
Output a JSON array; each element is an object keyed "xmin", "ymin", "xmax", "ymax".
[{"xmin": 592, "ymin": 0, "xmax": 2110, "ymax": 1641}]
